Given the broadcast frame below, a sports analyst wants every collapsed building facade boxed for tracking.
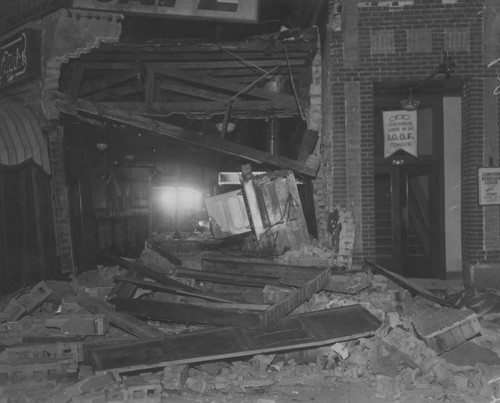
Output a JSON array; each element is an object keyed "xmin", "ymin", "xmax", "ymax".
[{"xmin": 1, "ymin": 0, "xmax": 500, "ymax": 402}]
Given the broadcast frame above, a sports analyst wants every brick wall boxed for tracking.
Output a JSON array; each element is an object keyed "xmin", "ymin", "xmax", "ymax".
[{"xmin": 319, "ymin": 0, "xmax": 496, "ymax": 270}]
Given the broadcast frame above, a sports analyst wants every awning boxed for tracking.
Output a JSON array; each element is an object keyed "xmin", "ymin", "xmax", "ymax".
[{"xmin": 0, "ymin": 100, "xmax": 51, "ymax": 174}]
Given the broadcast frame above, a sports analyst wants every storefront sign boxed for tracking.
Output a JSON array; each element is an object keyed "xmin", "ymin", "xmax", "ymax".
[
  {"xmin": 478, "ymin": 167, "xmax": 500, "ymax": 205},
  {"xmin": 0, "ymin": 0, "xmax": 67, "ymax": 36},
  {"xmin": 0, "ymin": 29, "xmax": 41, "ymax": 90},
  {"xmin": 72, "ymin": 0, "xmax": 259, "ymax": 23},
  {"xmin": 383, "ymin": 110, "xmax": 418, "ymax": 158}
]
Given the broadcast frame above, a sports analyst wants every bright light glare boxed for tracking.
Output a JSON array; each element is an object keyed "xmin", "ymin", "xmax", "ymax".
[
  {"xmin": 159, "ymin": 187, "xmax": 177, "ymax": 210},
  {"xmin": 158, "ymin": 186, "xmax": 202, "ymax": 211},
  {"xmin": 178, "ymin": 187, "xmax": 202, "ymax": 210}
]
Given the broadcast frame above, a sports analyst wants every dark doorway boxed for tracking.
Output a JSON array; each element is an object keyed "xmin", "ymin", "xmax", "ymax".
[{"xmin": 373, "ymin": 84, "xmax": 446, "ymax": 278}]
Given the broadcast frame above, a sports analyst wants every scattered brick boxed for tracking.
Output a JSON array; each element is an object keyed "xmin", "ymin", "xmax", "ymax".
[
  {"xmin": 412, "ymin": 305, "xmax": 481, "ymax": 354},
  {"xmin": 162, "ymin": 364, "xmax": 188, "ymax": 391},
  {"xmin": 45, "ymin": 314, "xmax": 109, "ymax": 336}
]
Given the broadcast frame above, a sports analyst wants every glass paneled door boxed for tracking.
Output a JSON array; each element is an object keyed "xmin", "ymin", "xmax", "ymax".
[{"xmin": 375, "ymin": 162, "xmax": 442, "ymax": 278}]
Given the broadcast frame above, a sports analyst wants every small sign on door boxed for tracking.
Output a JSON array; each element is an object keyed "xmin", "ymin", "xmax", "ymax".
[
  {"xmin": 478, "ymin": 167, "xmax": 500, "ymax": 205},
  {"xmin": 383, "ymin": 110, "xmax": 418, "ymax": 158}
]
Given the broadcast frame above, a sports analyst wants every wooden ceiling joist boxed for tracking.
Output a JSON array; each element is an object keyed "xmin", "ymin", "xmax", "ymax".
[{"xmin": 59, "ymin": 38, "xmax": 317, "ymax": 120}]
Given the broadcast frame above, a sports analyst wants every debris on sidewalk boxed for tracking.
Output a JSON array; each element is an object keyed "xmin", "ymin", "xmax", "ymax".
[
  {"xmin": 411, "ymin": 304, "xmax": 481, "ymax": 354},
  {"xmin": 0, "ymin": 171, "xmax": 499, "ymax": 403},
  {"xmin": 0, "ymin": 282, "xmax": 53, "ymax": 323}
]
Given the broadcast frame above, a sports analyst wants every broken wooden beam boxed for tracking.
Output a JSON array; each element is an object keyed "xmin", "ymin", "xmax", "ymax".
[
  {"xmin": 98, "ymin": 250, "xmax": 209, "ymax": 296},
  {"xmin": 45, "ymin": 314, "xmax": 109, "ymax": 336},
  {"xmin": 114, "ymin": 297, "xmax": 267, "ymax": 329},
  {"xmin": 297, "ymin": 129, "xmax": 319, "ymax": 163},
  {"xmin": 146, "ymin": 240, "xmax": 182, "ymax": 267},
  {"xmin": 200, "ymin": 254, "xmax": 324, "ymax": 281},
  {"xmin": 114, "ymin": 267, "xmax": 330, "ymax": 330},
  {"xmin": 363, "ymin": 259, "xmax": 456, "ymax": 308},
  {"xmin": 173, "ymin": 268, "xmax": 291, "ymax": 289},
  {"xmin": 76, "ymin": 293, "xmax": 165, "ymax": 339},
  {"xmin": 56, "ymin": 96, "xmax": 319, "ymax": 177},
  {"xmin": 112, "ymin": 275, "xmax": 237, "ymax": 304}
]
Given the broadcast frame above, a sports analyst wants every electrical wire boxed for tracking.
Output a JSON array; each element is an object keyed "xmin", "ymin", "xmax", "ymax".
[
  {"xmin": 280, "ymin": 44, "xmax": 306, "ymax": 121},
  {"xmin": 256, "ymin": 193, "xmax": 296, "ymax": 249}
]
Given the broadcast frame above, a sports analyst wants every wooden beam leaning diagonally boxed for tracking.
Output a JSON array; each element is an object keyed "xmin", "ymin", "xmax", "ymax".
[
  {"xmin": 56, "ymin": 96, "xmax": 319, "ymax": 177},
  {"xmin": 77, "ymin": 293, "xmax": 165, "ymax": 339},
  {"xmin": 103, "ymin": 99, "xmax": 301, "ymax": 117}
]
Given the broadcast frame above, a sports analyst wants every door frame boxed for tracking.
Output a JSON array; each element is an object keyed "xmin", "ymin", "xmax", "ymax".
[{"xmin": 373, "ymin": 81, "xmax": 449, "ymax": 279}]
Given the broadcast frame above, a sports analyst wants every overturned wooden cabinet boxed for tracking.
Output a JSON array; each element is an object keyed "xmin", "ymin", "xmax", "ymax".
[
  {"xmin": 205, "ymin": 189, "xmax": 251, "ymax": 239},
  {"xmin": 242, "ymin": 170, "xmax": 310, "ymax": 254}
]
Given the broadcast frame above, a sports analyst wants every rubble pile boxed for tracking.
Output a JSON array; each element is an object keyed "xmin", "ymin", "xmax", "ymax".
[{"xmin": 0, "ymin": 259, "xmax": 499, "ymax": 402}]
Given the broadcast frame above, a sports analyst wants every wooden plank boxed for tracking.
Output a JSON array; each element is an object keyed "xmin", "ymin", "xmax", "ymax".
[
  {"xmin": 104, "ymin": 99, "xmax": 302, "ymax": 117},
  {"xmin": 108, "ymin": 269, "xmax": 139, "ymax": 302},
  {"xmin": 152, "ymin": 68, "xmax": 291, "ymax": 101},
  {"xmin": 363, "ymin": 259, "xmax": 456, "ymax": 308},
  {"xmin": 74, "ymin": 47, "xmax": 315, "ymax": 62},
  {"xmin": 72, "ymin": 59, "xmax": 306, "ymax": 73},
  {"xmin": 91, "ymin": 83, "xmax": 144, "ymax": 101},
  {"xmin": 57, "ymin": 97, "xmax": 319, "ymax": 177},
  {"xmin": 174, "ymin": 268, "xmax": 289, "ymax": 288},
  {"xmin": 77, "ymin": 293, "xmax": 165, "ymax": 339},
  {"xmin": 112, "ymin": 275, "xmax": 237, "ymax": 304},
  {"xmin": 200, "ymin": 256, "xmax": 324, "ymax": 282},
  {"xmin": 114, "ymin": 297, "xmax": 264, "ymax": 329},
  {"xmin": 182, "ymin": 300, "xmax": 270, "ymax": 311},
  {"xmin": 146, "ymin": 240, "xmax": 182, "ymax": 267},
  {"xmin": 98, "ymin": 250, "xmax": 193, "ymax": 292},
  {"xmin": 297, "ymin": 129, "xmax": 319, "ymax": 163},
  {"xmin": 90, "ymin": 304, "xmax": 381, "ymax": 375},
  {"xmin": 78, "ymin": 70, "xmax": 138, "ymax": 97},
  {"xmin": 114, "ymin": 267, "xmax": 330, "ymax": 330},
  {"xmin": 159, "ymin": 82, "xmax": 233, "ymax": 102},
  {"xmin": 79, "ymin": 41, "xmax": 316, "ymax": 55},
  {"xmin": 262, "ymin": 265, "xmax": 329, "ymax": 329},
  {"xmin": 64, "ymin": 67, "xmax": 305, "ymax": 82},
  {"xmin": 98, "ymin": 250, "xmax": 225, "ymax": 299},
  {"xmin": 69, "ymin": 63, "xmax": 85, "ymax": 97}
]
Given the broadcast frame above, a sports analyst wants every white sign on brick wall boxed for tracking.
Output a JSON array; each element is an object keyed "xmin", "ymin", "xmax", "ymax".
[
  {"xmin": 383, "ymin": 110, "xmax": 417, "ymax": 158},
  {"xmin": 478, "ymin": 167, "xmax": 500, "ymax": 205}
]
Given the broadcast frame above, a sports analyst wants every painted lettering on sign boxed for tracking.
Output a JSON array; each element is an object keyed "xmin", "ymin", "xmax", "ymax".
[
  {"xmin": 0, "ymin": 29, "xmax": 41, "ymax": 90},
  {"xmin": 479, "ymin": 168, "xmax": 500, "ymax": 205},
  {"xmin": 72, "ymin": 0, "xmax": 257, "ymax": 23},
  {"xmin": 383, "ymin": 110, "xmax": 418, "ymax": 158},
  {"xmin": 0, "ymin": 33, "xmax": 27, "ymax": 87}
]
